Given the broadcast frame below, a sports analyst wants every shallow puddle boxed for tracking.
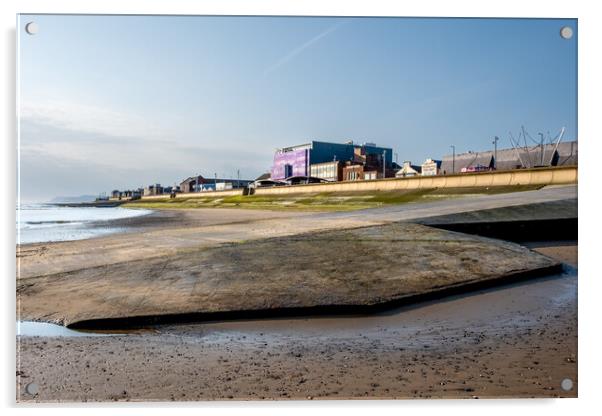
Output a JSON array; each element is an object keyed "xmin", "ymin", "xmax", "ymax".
[{"xmin": 17, "ymin": 321, "xmax": 110, "ymax": 337}]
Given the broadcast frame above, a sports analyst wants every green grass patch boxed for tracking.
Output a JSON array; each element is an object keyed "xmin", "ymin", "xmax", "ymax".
[{"xmin": 123, "ymin": 185, "xmax": 544, "ymax": 212}]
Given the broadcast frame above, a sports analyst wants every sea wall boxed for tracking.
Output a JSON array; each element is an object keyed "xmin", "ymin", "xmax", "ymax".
[
  {"xmin": 140, "ymin": 188, "xmax": 243, "ymax": 200},
  {"xmin": 253, "ymin": 166, "xmax": 578, "ymax": 196},
  {"xmin": 135, "ymin": 166, "xmax": 577, "ymax": 200}
]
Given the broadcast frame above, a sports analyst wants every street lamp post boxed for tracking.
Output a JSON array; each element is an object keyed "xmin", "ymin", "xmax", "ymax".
[
  {"xmin": 493, "ymin": 136, "xmax": 499, "ymax": 170},
  {"xmin": 306, "ymin": 148, "xmax": 311, "ymax": 184},
  {"xmin": 538, "ymin": 133, "xmax": 545, "ymax": 166},
  {"xmin": 450, "ymin": 145, "xmax": 456, "ymax": 174}
]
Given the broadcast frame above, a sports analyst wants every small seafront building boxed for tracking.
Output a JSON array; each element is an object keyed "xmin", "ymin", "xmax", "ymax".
[
  {"xmin": 144, "ymin": 184, "xmax": 164, "ymax": 196},
  {"xmin": 250, "ymin": 172, "xmax": 287, "ymax": 188},
  {"xmin": 421, "ymin": 158, "xmax": 442, "ymax": 176},
  {"xmin": 342, "ymin": 164, "xmax": 365, "ymax": 181},
  {"xmin": 341, "ymin": 162, "xmax": 385, "ymax": 181},
  {"xmin": 179, "ymin": 175, "xmax": 252, "ymax": 193},
  {"xmin": 395, "ymin": 161, "xmax": 422, "ymax": 178}
]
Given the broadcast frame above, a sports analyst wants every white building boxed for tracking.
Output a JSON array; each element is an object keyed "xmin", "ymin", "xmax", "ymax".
[
  {"xmin": 395, "ymin": 161, "xmax": 421, "ymax": 178},
  {"xmin": 421, "ymin": 158, "xmax": 442, "ymax": 176}
]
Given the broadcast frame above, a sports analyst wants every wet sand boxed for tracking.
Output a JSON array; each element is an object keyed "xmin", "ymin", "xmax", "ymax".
[
  {"xmin": 526, "ymin": 241, "xmax": 578, "ymax": 268},
  {"xmin": 16, "ymin": 259, "xmax": 577, "ymax": 401}
]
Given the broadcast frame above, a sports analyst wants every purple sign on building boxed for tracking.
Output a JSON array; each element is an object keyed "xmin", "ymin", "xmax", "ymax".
[{"xmin": 271, "ymin": 148, "xmax": 309, "ymax": 180}]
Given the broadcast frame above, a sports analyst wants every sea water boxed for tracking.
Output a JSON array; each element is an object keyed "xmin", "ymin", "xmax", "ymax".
[{"xmin": 16, "ymin": 203, "xmax": 152, "ymax": 244}]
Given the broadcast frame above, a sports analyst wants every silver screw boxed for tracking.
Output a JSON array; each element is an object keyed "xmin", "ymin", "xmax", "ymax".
[
  {"xmin": 561, "ymin": 378, "xmax": 573, "ymax": 391},
  {"xmin": 560, "ymin": 26, "xmax": 573, "ymax": 40},
  {"xmin": 25, "ymin": 382, "xmax": 39, "ymax": 395},
  {"xmin": 25, "ymin": 22, "xmax": 39, "ymax": 35}
]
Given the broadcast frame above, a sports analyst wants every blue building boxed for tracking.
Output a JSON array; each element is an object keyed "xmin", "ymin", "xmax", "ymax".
[{"xmin": 271, "ymin": 140, "xmax": 393, "ymax": 180}]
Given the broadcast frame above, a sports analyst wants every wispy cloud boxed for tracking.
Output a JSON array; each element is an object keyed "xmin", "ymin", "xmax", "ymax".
[
  {"xmin": 264, "ymin": 21, "xmax": 345, "ymax": 75},
  {"xmin": 18, "ymin": 118, "xmax": 272, "ymax": 200},
  {"xmin": 20, "ymin": 99, "xmax": 169, "ymax": 140}
]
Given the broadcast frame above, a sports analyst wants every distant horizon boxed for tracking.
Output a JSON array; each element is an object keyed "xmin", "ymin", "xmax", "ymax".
[{"xmin": 18, "ymin": 15, "xmax": 577, "ymax": 202}]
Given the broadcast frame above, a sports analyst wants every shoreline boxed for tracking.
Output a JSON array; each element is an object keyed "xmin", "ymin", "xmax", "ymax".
[{"xmin": 17, "ymin": 205, "xmax": 156, "ymax": 246}]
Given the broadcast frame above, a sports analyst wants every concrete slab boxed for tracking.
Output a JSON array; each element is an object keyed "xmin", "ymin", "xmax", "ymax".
[
  {"xmin": 415, "ymin": 199, "xmax": 577, "ymax": 225},
  {"xmin": 17, "ymin": 222, "xmax": 560, "ymax": 328},
  {"xmin": 414, "ymin": 199, "xmax": 577, "ymax": 242}
]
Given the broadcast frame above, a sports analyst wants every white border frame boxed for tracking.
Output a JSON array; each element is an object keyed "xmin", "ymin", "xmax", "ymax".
[{"xmin": 2, "ymin": 1, "xmax": 599, "ymax": 415}]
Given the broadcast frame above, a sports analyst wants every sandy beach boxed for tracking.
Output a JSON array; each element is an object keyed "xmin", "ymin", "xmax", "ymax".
[{"xmin": 16, "ymin": 186, "xmax": 578, "ymax": 402}]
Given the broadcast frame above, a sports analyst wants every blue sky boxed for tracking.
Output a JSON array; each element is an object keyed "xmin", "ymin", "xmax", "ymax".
[{"xmin": 18, "ymin": 15, "xmax": 577, "ymax": 201}]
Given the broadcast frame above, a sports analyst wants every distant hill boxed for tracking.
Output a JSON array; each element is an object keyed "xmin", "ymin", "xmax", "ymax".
[{"xmin": 49, "ymin": 195, "xmax": 97, "ymax": 203}]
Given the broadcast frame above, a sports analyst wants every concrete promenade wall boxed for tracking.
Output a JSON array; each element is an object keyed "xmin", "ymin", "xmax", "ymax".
[
  {"xmin": 134, "ymin": 166, "xmax": 577, "ymax": 200},
  {"xmin": 140, "ymin": 189, "xmax": 243, "ymax": 200},
  {"xmin": 253, "ymin": 166, "xmax": 578, "ymax": 196}
]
